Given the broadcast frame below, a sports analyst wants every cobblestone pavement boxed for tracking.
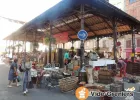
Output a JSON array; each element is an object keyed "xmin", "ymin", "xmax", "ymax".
[{"xmin": 0, "ymin": 62, "xmax": 139, "ymax": 100}]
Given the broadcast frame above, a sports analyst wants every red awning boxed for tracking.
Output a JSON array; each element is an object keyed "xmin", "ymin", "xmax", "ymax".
[{"xmin": 53, "ymin": 32, "xmax": 69, "ymax": 43}]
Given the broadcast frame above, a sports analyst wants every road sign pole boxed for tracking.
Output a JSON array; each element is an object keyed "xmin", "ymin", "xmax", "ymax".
[{"xmin": 80, "ymin": 4, "xmax": 85, "ymax": 68}]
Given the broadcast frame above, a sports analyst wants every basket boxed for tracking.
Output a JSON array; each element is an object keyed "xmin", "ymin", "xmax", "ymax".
[{"xmin": 59, "ymin": 76, "xmax": 78, "ymax": 92}]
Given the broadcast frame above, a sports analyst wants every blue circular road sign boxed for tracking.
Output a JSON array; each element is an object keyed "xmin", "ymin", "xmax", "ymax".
[{"xmin": 77, "ymin": 30, "xmax": 88, "ymax": 40}]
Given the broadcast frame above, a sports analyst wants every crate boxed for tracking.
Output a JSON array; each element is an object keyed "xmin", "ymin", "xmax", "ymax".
[
  {"xmin": 115, "ymin": 81, "xmax": 124, "ymax": 91},
  {"xmin": 110, "ymin": 84, "xmax": 122, "ymax": 92}
]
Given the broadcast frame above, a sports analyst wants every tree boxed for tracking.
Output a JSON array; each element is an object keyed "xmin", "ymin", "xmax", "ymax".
[{"xmin": 44, "ymin": 37, "xmax": 56, "ymax": 45}]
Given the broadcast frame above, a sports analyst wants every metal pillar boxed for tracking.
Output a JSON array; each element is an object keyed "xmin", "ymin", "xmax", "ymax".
[
  {"xmin": 63, "ymin": 43, "xmax": 65, "ymax": 49},
  {"xmin": 112, "ymin": 18, "xmax": 117, "ymax": 61},
  {"xmin": 71, "ymin": 41, "xmax": 74, "ymax": 58},
  {"xmin": 33, "ymin": 31, "xmax": 36, "ymax": 52},
  {"xmin": 131, "ymin": 27, "xmax": 135, "ymax": 62},
  {"xmin": 5, "ymin": 40, "xmax": 7, "ymax": 52},
  {"xmin": 80, "ymin": 4, "xmax": 85, "ymax": 68},
  {"xmin": 24, "ymin": 33, "xmax": 27, "ymax": 61},
  {"xmin": 49, "ymin": 21, "xmax": 52, "ymax": 63},
  {"xmin": 97, "ymin": 37, "xmax": 99, "ymax": 53},
  {"xmin": 12, "ymin": 40, "xmax": 15, "ymax": 58},
  {"xmin": 9, "ymin": 40, "xmax": 11, "ymax": 54},
  {"xmin": 18, "ymin": 40, "xmax": 20, "ymax": 54}
]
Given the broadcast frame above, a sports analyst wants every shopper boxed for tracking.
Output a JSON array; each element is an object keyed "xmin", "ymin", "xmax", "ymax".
[
  {"xmin": 8, "ymin": 59, "xmax": 20, "ymax": 87},
  {"xmin": 21, "ymin": 56, "xmax": 32, "ymax": 95},
  {"xmin": 64, "ymin": 51, "xmax": 70, "ymax": 72},
  {"xmin": 117, "ymin": 59, "xmax": 127, "ymax": 77}
]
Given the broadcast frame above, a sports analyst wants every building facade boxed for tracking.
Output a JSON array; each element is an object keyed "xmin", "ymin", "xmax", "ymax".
[
  {"xmin": 125, "ymin": 0, "xmax": 140, "ymax": 20},
  {"xmin": 125, "ymin": 0, "xmax": 140, "ymax": 57}
]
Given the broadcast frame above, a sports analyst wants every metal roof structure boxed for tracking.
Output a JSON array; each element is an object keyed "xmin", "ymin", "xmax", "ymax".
[{"xmin": 4, "ymin": 0, "xmax": 140, "ymax": 42}]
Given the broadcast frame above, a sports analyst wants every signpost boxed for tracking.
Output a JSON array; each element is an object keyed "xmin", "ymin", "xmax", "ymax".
[{"xmin": 77, "ymin": 30, "xmax": 88, "ymax": 40}]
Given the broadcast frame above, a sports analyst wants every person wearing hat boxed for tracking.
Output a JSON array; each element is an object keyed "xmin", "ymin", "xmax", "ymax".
[{"xmin": 21, "ymin": 56, "xmax": 32, "ymax": 95}]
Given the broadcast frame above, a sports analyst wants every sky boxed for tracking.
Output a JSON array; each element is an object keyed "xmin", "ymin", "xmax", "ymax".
[
  {"xmin": 0, "ymin": 0, "xmax": 61, "ymax": 52},
  {"xmin": 109, "ymin": 0, "xmax": 124, "ymax": 11}
]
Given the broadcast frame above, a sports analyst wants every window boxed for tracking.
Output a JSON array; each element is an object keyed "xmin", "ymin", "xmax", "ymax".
[
  {"xmin": 126, "ymin": 40, "xmax": 131, "ymax": 48},
  {"xmin": 129, "ymin": 0, "xmax": 136, "ymax": 3}
]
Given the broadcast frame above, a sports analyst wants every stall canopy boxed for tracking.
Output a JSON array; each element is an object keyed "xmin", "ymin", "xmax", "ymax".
[{"xmin": 4, "ymin": 0, "xmax": 140, "ymax": 42}]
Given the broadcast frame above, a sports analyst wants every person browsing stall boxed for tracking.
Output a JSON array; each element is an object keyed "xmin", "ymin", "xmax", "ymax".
[
  {"xmin": 64, "ymin": 51, "xmax": 70, "ymax": 72},
  {"xmin": 21, "ymin": 57, "xmax": 32, "ymax": 95},
  {"xmin": 117, "ymin": 59, "xmax": 127, "ymax": 77}
]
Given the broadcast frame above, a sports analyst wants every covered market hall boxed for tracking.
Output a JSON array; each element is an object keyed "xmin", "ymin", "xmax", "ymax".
[{"xmin": 3, "ymin": 0, "xmax": 140, "ymax": 99}]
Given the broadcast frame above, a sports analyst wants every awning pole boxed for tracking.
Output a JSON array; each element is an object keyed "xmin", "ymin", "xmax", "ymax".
[
  {"xmin": 80, "ymin": 4, "xmax": 85, "ymax": 68},
  {"xmin": 112, "ymin": 18, "xmax": 117, "ymax": 61},
  {"xmin": 131, "ymin": 27, "xmax": 135, "ymax": 62}
]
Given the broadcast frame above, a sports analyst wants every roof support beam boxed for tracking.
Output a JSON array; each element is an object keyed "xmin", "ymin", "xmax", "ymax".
[
  {"xmin": 68, "ymin": 24, "xmax": 128, "ymax": 37},
  {"xmin": 131, "ymin": 26, "xmax": 136, "ymax": 62},
  {"xmin": 52, "ymin": 24, "xmax": 62, "ymax": 33},
  {"xmin": 103, "ymin": 19, "xmax": 113, "ymax": 30},
  {"xmin": 61, "ymin": 19, "xmax": 77, "ymax": 33},
  {"xmin": 72, "ymin": 31, "xmax": 132, "ymax": 41},
  {"xmin": 112, "ymin": 18, "xmax": 117, "ymax": 61},
  {"xmin": 74, "ymin": 14, "xmax": 97, "ymax": 36}
]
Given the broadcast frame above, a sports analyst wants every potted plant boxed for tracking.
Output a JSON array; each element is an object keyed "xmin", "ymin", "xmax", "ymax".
[{"xmin": 44, "ymin": 37, "xmax": 56, "ymax": 45}]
